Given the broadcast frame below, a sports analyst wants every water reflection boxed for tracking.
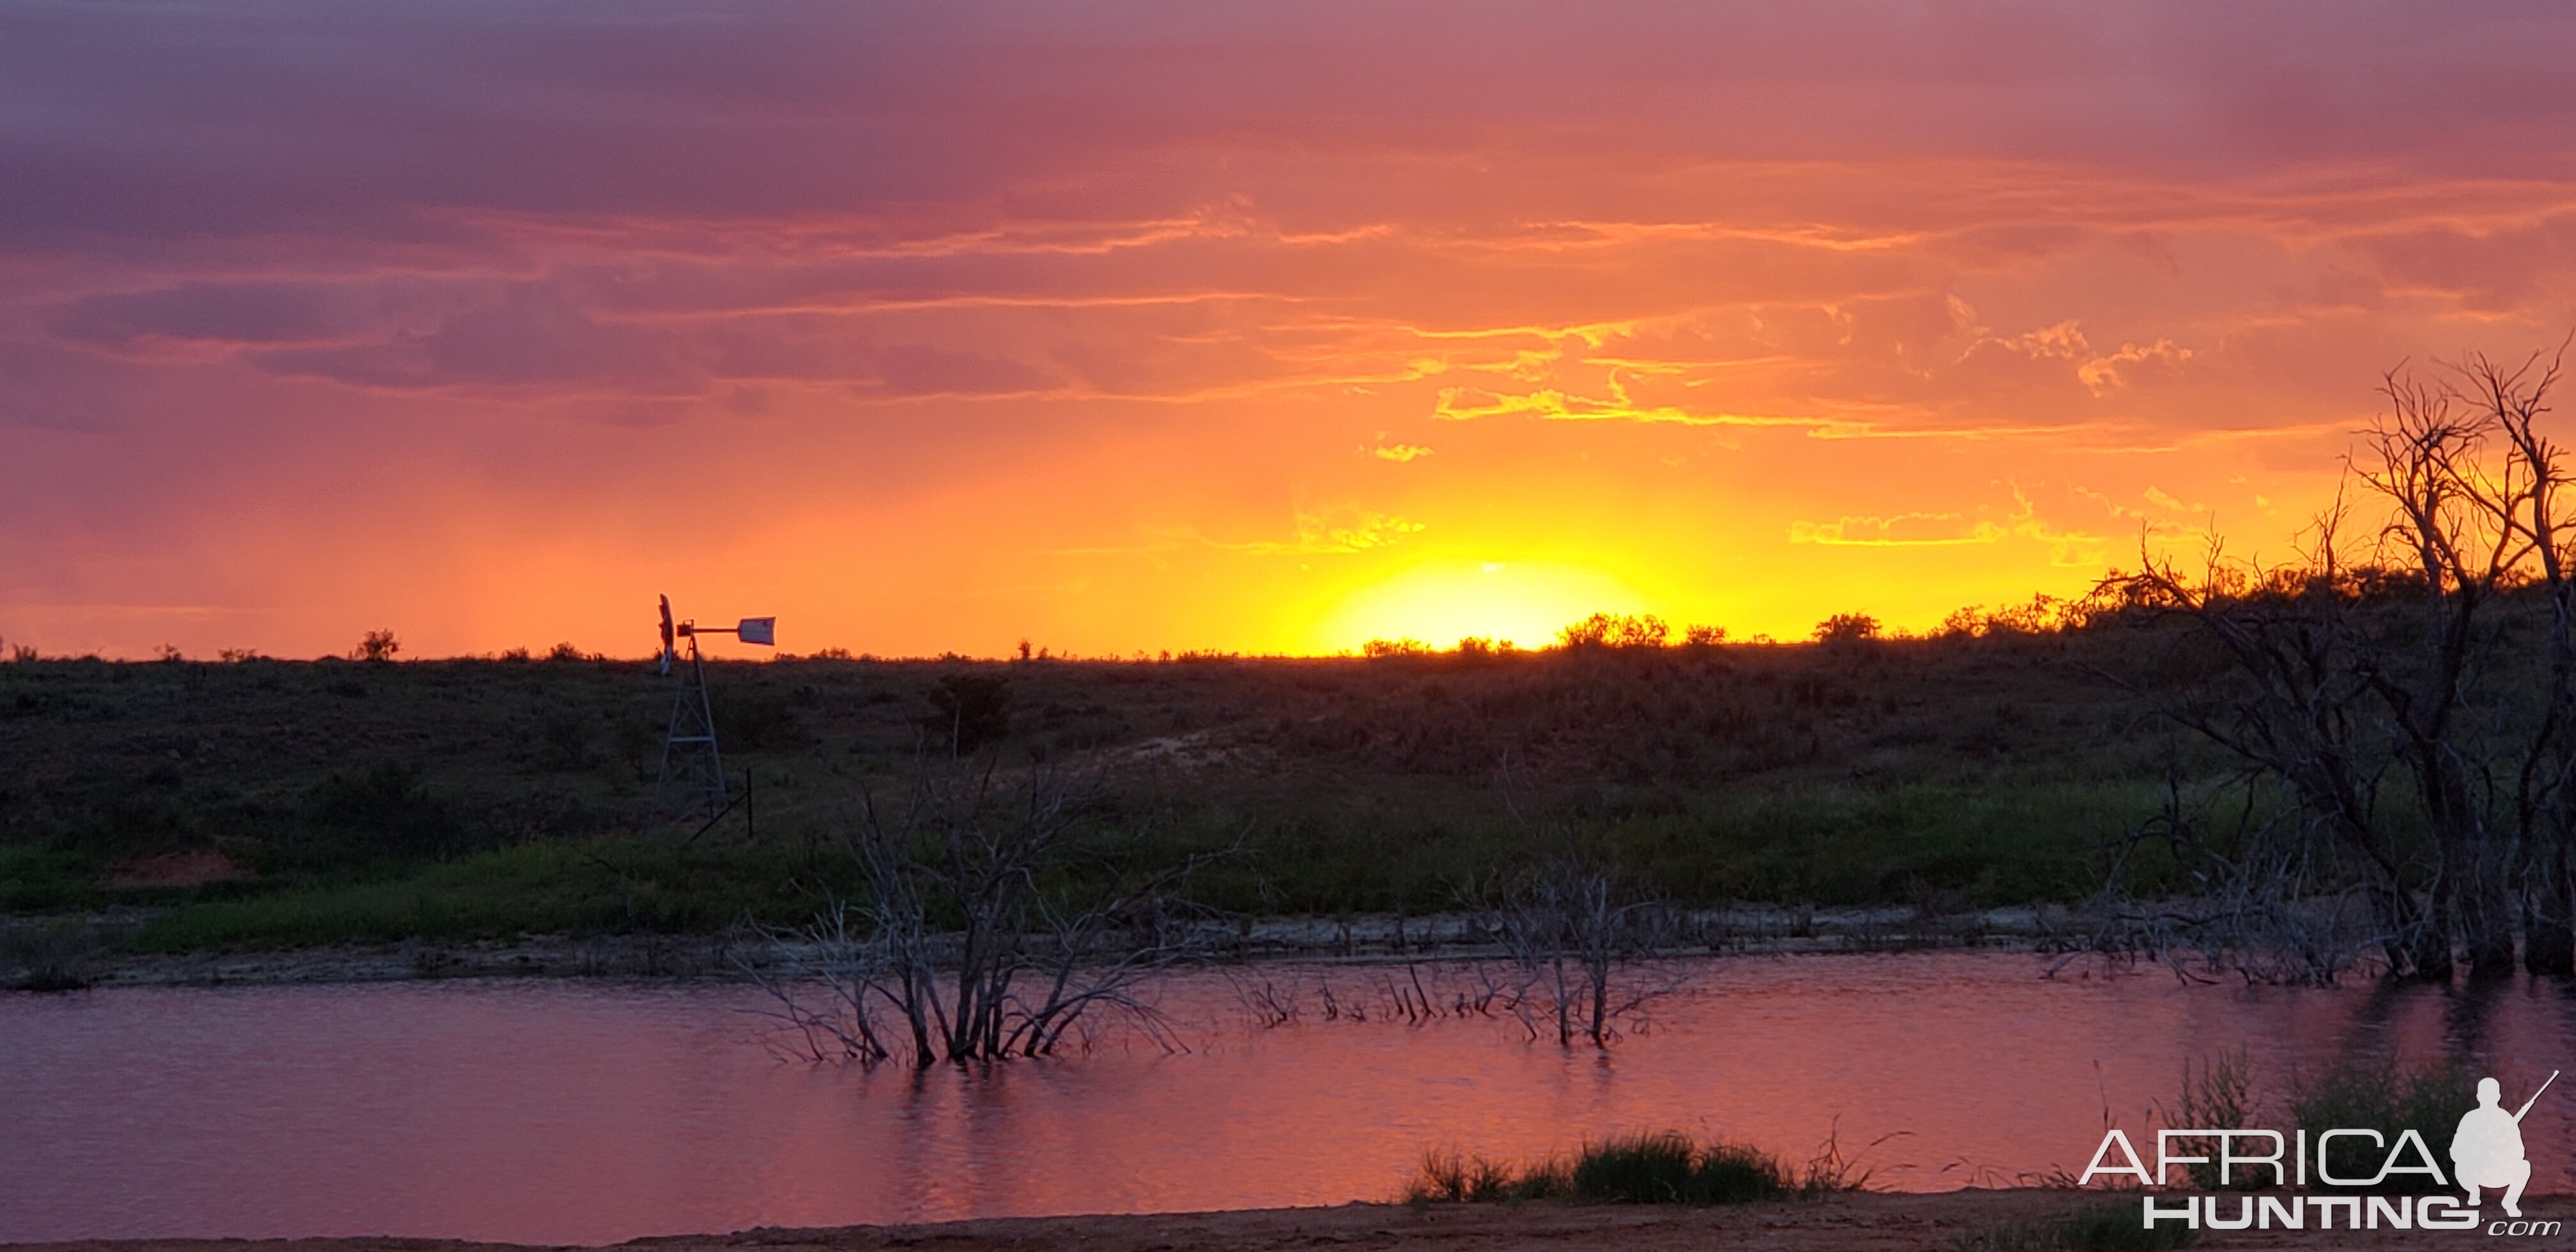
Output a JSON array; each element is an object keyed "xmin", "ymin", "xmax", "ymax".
[{"xmin": 2, "ymin": 952, "xmax": 2570, "ymax": 1243}]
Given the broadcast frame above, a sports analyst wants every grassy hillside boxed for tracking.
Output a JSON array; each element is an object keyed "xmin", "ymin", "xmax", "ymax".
[{"xmin": 0, "ymin": 630, "xmax": 2209, "ymax": 954}]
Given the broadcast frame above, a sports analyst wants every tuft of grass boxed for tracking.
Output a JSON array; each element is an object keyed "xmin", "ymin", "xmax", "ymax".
[
  {"xmin": 2158, "ymin": 1050, "xmax": 2255, "ymax": 1190},
  {"xmin": 1572, "ymin": 1131, "xmax": 1790, "ymax": 1203},
  {"xmin": 1954, "ymin": 1200, "xmax": 2195, "ymax": 1251},
  {"xmin": 1405, "ymin": 1148, "xmax": 1567, "ymax": 1203},
  {"xmin": 2290, "ymin": 1055, "xmax": 2473, "ymax": 1192},
  {"xmin": 1405, "ymin": 1129, "xmax": 1864, "ymax": 1207}
]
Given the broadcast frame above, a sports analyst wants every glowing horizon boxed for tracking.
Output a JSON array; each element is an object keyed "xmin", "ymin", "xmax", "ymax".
[{"xmin": 10, "ymin": 2, "xmax": 2576, "ymax": 660}]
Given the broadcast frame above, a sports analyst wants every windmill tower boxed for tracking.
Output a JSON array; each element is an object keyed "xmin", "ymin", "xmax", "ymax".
[{"xmin": 656, "ymin": 594, "xmax": 775, "ymax": 816}]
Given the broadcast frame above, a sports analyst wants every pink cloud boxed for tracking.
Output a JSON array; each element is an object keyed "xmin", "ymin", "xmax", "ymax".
[{"xmin": 10, "ymin": 1, "xmax": 2576, "ymax": 656}]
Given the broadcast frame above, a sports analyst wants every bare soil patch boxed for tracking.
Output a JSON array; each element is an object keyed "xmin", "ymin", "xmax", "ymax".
[
  {"xmin": 15, "ymin": 1191, "xmax": 2566, "ymax": 1252},
  {"xmin": 106, "ymin": 850, "xmax": 244, "ymax": 889}
]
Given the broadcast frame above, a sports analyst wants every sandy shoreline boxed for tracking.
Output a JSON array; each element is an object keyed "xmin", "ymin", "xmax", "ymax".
[
  {"xmin": 12, "ymin": 1193, "xmax": 2567, "ymax": 1252},
  {"xmin": 7, "ymin": 905, "xmax": 2077, "ymax": 989}
]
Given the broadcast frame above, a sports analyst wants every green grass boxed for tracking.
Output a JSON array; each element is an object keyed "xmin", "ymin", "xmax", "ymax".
[
  {"xmin": 1144, "ymin": 776, "xmax": 2171, "ymax": 918},
  {"xmin": 120, "ymin": 839, "xmax": 854, "ymax": 951},
  {"xmin": 79, "ymin": 772, "xmax": 2154, "ymax": 954},
  {"xmin": 0, "ymin": 640, "xmax": 2206, "ymax": 953},
  {"xmin": 0, "ymin": 844, "xmax": 100, "ymax": 912}
]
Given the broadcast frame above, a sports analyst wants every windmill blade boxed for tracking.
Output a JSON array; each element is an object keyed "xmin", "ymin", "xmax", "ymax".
[{"xmin": 658, "ymin": 595, "xmax": 677, "ymax": 675}]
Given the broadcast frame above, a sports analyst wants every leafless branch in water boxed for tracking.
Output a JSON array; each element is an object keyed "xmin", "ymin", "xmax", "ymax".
[
  {"xmin": 736, "ymin": 756, "xmax": 1231, "ymax": 1065},
  {"xmin": 1473, "ymin": 849, "xmax": 1686, "ymax": 1047}
]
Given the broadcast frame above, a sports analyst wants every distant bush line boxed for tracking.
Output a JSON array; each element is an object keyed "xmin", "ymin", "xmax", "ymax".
[{"xmin": 1, "ymin": 618, "xmax": 2205, "ymax": 954}]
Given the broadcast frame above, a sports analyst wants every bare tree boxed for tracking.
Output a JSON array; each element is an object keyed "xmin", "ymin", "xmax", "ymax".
[
  {"xmin": 2106, "ymin": 535, "xmax": 2439, "ymax": 976},
  {"xmin": 1476, "ymin": 850, "xmax": 1682, "ymax": 1046},
  {"xmin": 2457, "ymin": 349, "xmax": 2576, "ymax": 972},
  {"xmin": 2099, "ymin": 344, "xmax": 2574, "ymax": 979},
  {"xmin": 2349, "ymin": 367, "xmax": 2522, "ymax": 973},
  {"xmin": 740, "ymin": 758, "xmax": 1225, "ymax": 1064},
  {"xmin": 2079, "ymin": 774, "xmax": 2382, "ymax": 984}
]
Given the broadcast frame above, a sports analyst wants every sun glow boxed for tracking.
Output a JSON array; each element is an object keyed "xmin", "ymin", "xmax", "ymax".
[
  {"xmin": 1312, "ymin": 561, "xmax": 1647, "ymax": 653},
  {"xmin": 7, "ymin": 3, "xmax": 2539, "ymax": 660}
]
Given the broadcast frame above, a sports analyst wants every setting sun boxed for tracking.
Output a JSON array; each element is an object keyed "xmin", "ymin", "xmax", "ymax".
[
  {"xmin": 7, "ymin": 4, "xmax": 2560, "ymax": 660},
  {"xmin": 14, "ymin": 6, "xmax": 2576, "ymax": 1250},
  {"xmin": 1312, "ymin": 561, "xmax": 1647, "ymax": 653}
]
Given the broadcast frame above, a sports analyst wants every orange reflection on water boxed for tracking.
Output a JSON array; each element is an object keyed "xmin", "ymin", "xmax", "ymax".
[{"xmin": 3, "ymin": 953, "xmax": 2572, "ymax": 1242}]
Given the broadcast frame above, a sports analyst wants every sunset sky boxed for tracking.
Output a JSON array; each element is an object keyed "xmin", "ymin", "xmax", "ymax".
[{"xmin": 8, "ymin": 1, "xmax": 2576, "ymax": 659}]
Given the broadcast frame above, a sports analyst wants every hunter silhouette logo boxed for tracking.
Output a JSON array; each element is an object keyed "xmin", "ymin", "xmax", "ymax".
[
  {"xmin": 2455, "ymin": 1071, "xmax": 2553, "ymax": 1218},
  {"xmin": 2080, "ymin": 1068, "xmax": 2562, "ymax": 1235}
]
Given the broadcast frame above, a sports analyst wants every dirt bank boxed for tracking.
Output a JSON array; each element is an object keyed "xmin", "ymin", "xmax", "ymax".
[
  {"xmin": 15, "ymin": 1192, "xmax": 2566, "ymax": 1252},
  {"xmin": 8, "ymin": 905, "xmax": 2073, "ymax": 991}
]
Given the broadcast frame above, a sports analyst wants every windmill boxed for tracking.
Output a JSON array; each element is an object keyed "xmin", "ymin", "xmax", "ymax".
[{"xmin": 656, "ymin": 594, "xmax": 776, "ymax": 816}]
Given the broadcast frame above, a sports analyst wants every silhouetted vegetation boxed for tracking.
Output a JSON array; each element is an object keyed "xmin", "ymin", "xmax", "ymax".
[
  {"xmin": 1558, "ymin": 612, "xmax": 1673, "ymax": 650},
  {"xmin": 2145, "ymin": 1050, "xmax": 2485, "ymax": 1196},
  {"xmin": 0, "ymin": 620, "xmax": 2201, "ymax": 956},
  {"xmin": 740, "ymin": 758, "xmax": 1225, "ymax": 1065},
  {"xmin": 1404, "ymin": 1129, "xmax": 1867, "ymax": 1205},
  {"xmin": 2088, "ymin": 349, "xmax": 2576, "ymax": 981},
  {"xmin": 1813, "ymin": 613, "xmax": 1882, "ymax": 645},
  {"xmin": 351, "ymin": 629, "xmax": 399, "ymax": 662},
  {"xmin": 28, "ymin": 378, "xmax": 2570, "ymax": 985}
]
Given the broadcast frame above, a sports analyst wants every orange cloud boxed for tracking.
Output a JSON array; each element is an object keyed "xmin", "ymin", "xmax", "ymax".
[{"xmin": 8, "ymin": 3, "xmax": 2576, "ymax": 656}]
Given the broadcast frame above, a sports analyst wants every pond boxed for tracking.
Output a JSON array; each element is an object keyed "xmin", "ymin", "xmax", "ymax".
[{"xmin": 3, "ymin": 951, "xmax": 2572, "ymax": 1243}]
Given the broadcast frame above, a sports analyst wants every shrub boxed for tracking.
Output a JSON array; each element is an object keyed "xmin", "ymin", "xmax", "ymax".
[
  {"xmin": 0, "ymin": 917, "xmax": 107, "ymax": 993},
  {"xmin": 303, "ymin": 761, "xmax": 471, "ymax": 860},
  {"xmin": 2159, "ymin": 1050, "xmax": 2255, "ymax": 1189},
  {"xmin": 535, "ymin": 706, "xmax": 594, "ymax": 770},
  {"xmin": 1813, "ymin": 613, "xmax": 1881, "ymax": 644},
  {"xmin": 1559, "ymin": 613, "xmax": 1669, "ymax": 650},
  {"xmin": 1404, "ymin": 1130, "xmax": 1855, "ymax": 1207},
  {"xmin": 2290, "ymin": 1055, "xmax": 2472, "ymax": 1191},
  {"xmin": 922, "ymin": 671, "xmax": 1010, "ymax": 753}
]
